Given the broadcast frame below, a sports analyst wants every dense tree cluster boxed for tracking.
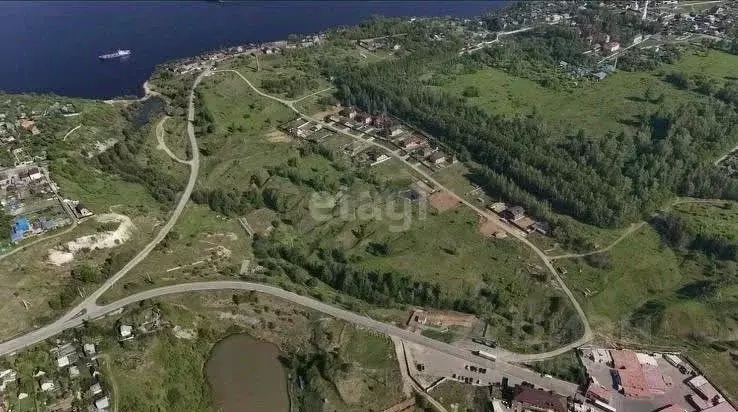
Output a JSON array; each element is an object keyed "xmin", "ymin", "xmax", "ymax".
[
  {"xmin": 331, "ymin": 56, "xmax": 738, "ymax": 227},
  {"xmin": 191, "ymin": 187, "xmax": 264, "ymax": 216},
  {"xmin": 70, "ymin": 264, "xmax": 102, "ymax": 283},
  {"xmin": 96, "ymin": 128, "xmax": 185, "ymax": 204},
  {"xmin": 711, "ymin": 28, "xmax": 738, "ymax": 56},
  {"xmin": 250, "ymin": 234, "xmax": 583, "ymax": 346},
  {"xmin": 618, "ymin": 44, "xmax": 682, "ymax": 72},
  {"xmin": 261, "ymin": 74, "xmax": 320, "ymax": 99},
  {"xmin": 465, "ymin": 26, "xmax": 594, "ymax": 89},
  {"xmin": 665, "ymin": 71, "xmax": 738, "ymax": 109},
  {"xmin": 574, "ymin": 4, "xmax": 662, "ymax": 46},
  {"xmin": 193, "ymin": 90, "xmax": 215, "ymax": 134}
]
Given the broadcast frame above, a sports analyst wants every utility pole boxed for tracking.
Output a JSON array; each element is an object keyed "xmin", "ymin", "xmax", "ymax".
[{"xmin": 255, "ymin": 52, "xmax": 261, "ymax": 72}]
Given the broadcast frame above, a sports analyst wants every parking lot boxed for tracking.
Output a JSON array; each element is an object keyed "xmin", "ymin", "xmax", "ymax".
[{"xmin": 580, "ymin": 349, "xmax": 703, "ymax": 412}]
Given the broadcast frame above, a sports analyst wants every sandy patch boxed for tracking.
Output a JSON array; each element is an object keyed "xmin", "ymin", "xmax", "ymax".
[
  {"xmin": 217, "ymin": 311, "xmax": 260, "ymax": 326},
  {"xmin": 265, "ymin": 130, "xmax": 292, "ymax": 143},
  {"xmin": 334, "ymin": 370, "xmax": 365, "ymax": 405},
  {"xmin": 205, "ymin": 232, "xmax": 239, "ymax": 241},
  {"xmin": 429, "ymin": 192, "xmax": 461, "ymax": 213},
  {"xmin": 172, "ymin": 325, "xmax": 197, "ymax": 340},
  {"xmin": 312, "ymin": 107, "xmax": 340, "ymax": 120},
  {"xmin": 245, "ymin": 208, "xmax": 278, "ymax": 234},
  {"xmin": 478, "ymin": 215, "xmax": 506, "ymax": 238},
  {"xmin": 206, "ymin": 245, "xmax": 232, "ymax": 259},
  {"xmin": 89, "ymin": 138, "xmax": 118, "ymax": 157},
  {"xmin": 47, "ymin": 213, "xmax": 135, "ymax": 266}
]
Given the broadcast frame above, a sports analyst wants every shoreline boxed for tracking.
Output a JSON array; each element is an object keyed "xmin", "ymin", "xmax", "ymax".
[
  {"xmin": 102, "ymin": 39, "xmax": 287, "ymax": 106},
  {"xmin": 103, "ymin": 80, "xmax": 160, "ymax": 106}
]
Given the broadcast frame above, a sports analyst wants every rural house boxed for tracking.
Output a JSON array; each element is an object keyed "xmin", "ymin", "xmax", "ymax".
[
  {"xmin": 501, "ymin": 206, "xmax": 525, "ymax": 222},
  {"xmin": 512, "ymin": 386, "xmax": 568, "ymax": 412},
  {"xmin": 400, "ymin": 135, "xmax": 427, "ymax": 150}
]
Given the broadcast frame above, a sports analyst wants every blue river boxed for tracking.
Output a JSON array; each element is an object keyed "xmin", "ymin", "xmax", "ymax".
[{"xmin": 0, "ymin": 1, "xmax": 506, "ymax": 99}]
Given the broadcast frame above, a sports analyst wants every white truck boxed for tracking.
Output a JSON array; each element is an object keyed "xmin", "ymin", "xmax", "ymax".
[{"xmin": 473, "ymin": 350, "xmax": 496, "ymax": 361}]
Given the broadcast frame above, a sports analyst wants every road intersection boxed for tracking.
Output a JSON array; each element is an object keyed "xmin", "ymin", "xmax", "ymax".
[
  {"xmin": 0, "ymin": 69, "xmax": 587, "ymax": 397},
  {"xmin": 218, "ymin": 68, "xmax": 594, "ymax": 356}
]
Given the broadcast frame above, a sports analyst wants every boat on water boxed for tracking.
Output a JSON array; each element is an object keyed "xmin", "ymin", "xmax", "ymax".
[{"xmin": 98, "ymin": 49, "xmax": 131, "ymax": 60}]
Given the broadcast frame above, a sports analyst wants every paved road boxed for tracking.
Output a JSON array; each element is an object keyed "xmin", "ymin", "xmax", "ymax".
[
  {"xmin": 0, "ymin": 72, "xmax": 206, "ymax": 355},
  {"xmin": 217, "ymin": 69, "xmax": 594, "ymax": 360},
  {"xmin": 83, "ymin": 281, "xmax": 577, "ymax": 396},
  {"xmin": 391, "ymin": 336, "xmax": 448, "ymax": 412},
  {"xmin": 57, "ymin": 72, "xmax": 203, "ymax": 324},
  {"xmin": 0, "ymin": 68, "xmax": 587, "ymax": 381},
  {"xmin": 0, "ymin": 68, "xmax": 582, "ymax": 398},
  {"xmin": 0, "ymin": 281, "xmax": 577, "ymax": 395}
]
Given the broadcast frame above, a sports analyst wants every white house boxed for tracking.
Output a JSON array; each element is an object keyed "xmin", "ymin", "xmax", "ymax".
[
  {"xmin": 119, "ymin": 324, "xmax": 133, "ymax": 339},
  {"xmin": 40, "ymin": 381, "xmax": 55, "ymax": 392},
  {"xmin": 84, "ymin": 343, "xmax": 97, "ymax": 356},
  {"xmin": 95, "ymin": 396, "xmax": 110, "ymax": 411},
  {"xmin": 90, "ymin": 382, "xmax": 103, "ymax": 396}
]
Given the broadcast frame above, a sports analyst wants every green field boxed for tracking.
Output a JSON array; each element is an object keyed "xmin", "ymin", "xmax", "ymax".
[
  {"xmin": 196, "ymin": 72, "xmax": 296, "ymax": 191},
  {"xmin": 440, "ymin": 50, "xmax": 738, "ymax": 140},
  {"xmin": 525, "ymin": 351, "xmax": 587, "ymax": 385},
  {"xmin": 673, "ymin": 201, "xmax": 738, "ymax": 242},
  {"xmin": 556, "ymin": 201, "xmax": 738, "ymax": 343},
  {"xmin": 176, "ymin": 64, "xmax": 584, "ymax": 353},
  {"xmin": 556, "ymin": 210, "xmax": 738, "ymax": 399},
  {"xmin": 161, "ymin": 115, "xmax": 190, "ymax": 161},
  {"xmin": 100, "ymin": 203, "xmax": 249, "ymax": 304}
]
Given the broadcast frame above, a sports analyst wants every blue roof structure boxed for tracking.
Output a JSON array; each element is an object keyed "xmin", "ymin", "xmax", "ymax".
[
  {"xmin": 10, "ymin": 230, "xmax": 22, "ymax": 243},
  {"xmin": 9, "ymin": 217, "xmax": 30, "ymax": 243},
  {"xmin": 14, "ymin": 217, "xmax": 30, "ymax": 232}
]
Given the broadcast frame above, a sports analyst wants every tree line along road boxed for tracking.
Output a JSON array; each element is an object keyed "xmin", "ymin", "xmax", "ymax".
[
  {"xmin": 217, "ymin": 68, "xmax": 594, "ymax": 356},
  {"xmin": 0, "ymin": 69, "xmax": 584, "ymax": 396}
]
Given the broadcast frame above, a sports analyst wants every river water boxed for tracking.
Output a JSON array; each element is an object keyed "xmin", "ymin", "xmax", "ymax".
[
  {"xmin": 205, "ymin": 334, "xmax": 290, "ymax": 412},
  {"xmin": 0, "ymin": 1, "xmax": 507, "ymax": 99}
]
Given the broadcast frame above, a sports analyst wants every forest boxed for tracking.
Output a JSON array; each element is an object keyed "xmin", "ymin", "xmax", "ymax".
[
  {"xmin": 261, "ymin": 73, "xmax": 320, "ymax": 99},
  {"xmin": 326, "ymin": 44, "xmax": 738, "ymax": 229},
  {"xmin": 463, "ymin": 25, "xmax": 595, "ymax": 90}
]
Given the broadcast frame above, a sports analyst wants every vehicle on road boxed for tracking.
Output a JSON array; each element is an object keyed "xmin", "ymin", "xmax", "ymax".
[{"xmin": 474, "ymin": 350, "xmax": 497, "ymax": 361}]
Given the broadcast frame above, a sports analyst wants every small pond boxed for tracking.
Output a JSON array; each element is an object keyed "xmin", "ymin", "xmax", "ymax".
[{"xmin": 206, "ymin": 334, "xmax": 290, "ymax": 412}]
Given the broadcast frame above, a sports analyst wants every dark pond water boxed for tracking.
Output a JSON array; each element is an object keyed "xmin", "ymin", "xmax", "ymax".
[{"xmin": 206, "ymin": 334, "xmax": 290, "ymax": 412}]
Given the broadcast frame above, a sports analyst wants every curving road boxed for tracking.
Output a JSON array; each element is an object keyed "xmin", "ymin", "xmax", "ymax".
[
  {"xmin": 62, "ymin": 124, "xmax": 82, "ymax": 141},
  {"xmin": 0, "ymin": 68, "xmax": 589, "ymax": 378},
  {"xmin": 548, "ymin": 222, "xmax": 647, "ymax": 261},
  {"xmin": 0, "ymin": 281, "xmax": 577, "ymax": 394},
  {"xmin": 57, "ymin": 72, "xmax": 203, "ymax": 324},
  {"xmin": 155, "ymin": 116, "xmax": 190, "ymax": 164},
  {"xmin": 86, "ymin": 281, "xmax": 577, "ymax": 395},
  {"xmin": 547, "ymin": 197, "xmax": 734, "ymax": 262},
  {"xmin": 216, "ymin": 69, "xmax": 594, "ymax": 358}
]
